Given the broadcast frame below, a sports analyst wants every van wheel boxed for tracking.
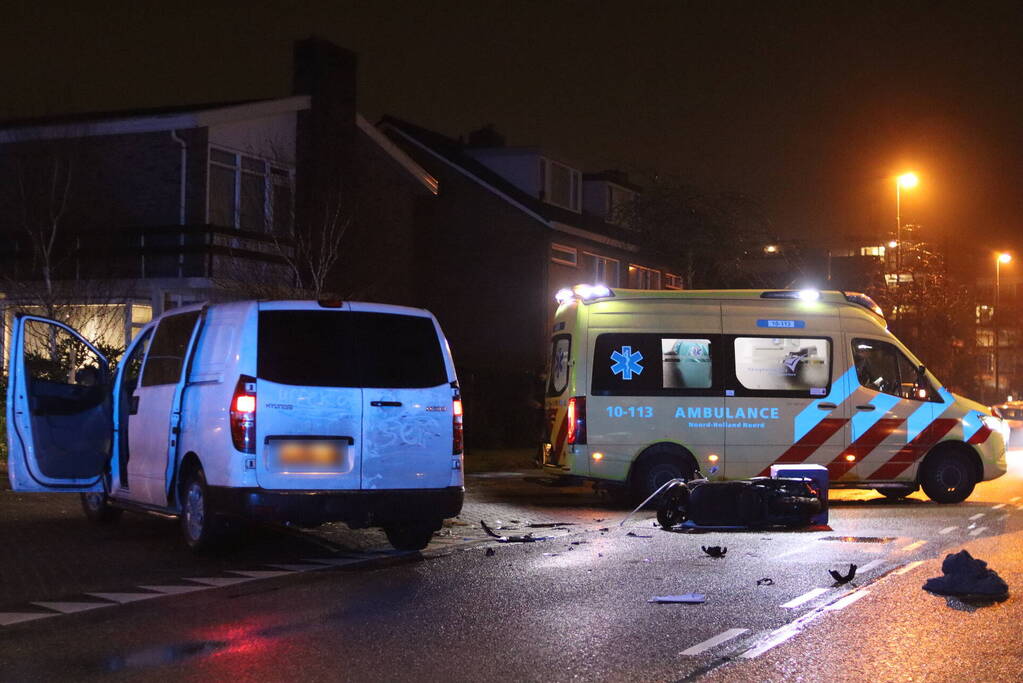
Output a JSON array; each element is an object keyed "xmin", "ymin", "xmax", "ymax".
[
  {"xmin": 875, "ymin": 485, "xmax": 918, "ymax": 500},
  {"xmin": 80, "ymin": 491, "xmax": 123, "ymax": 524},
  {"xmin": 181, "ymin": 468, "xmax": 223, "ymax": 551},
  {"xmin": 383, "ymin": 522, "xmax": 437, "ymax": 551},
  {"xmin": 631, "ymin": 450, "xmax": 695, "ymax": 505},
  {"xmin": 920, "ymin": 451, "xmax": 976, "ymax": 504}
]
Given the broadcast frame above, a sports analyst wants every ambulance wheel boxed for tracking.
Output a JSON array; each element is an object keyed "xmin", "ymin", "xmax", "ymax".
[
  {"xmin": 384, "ymin": 522, "xmax": 437, "ymax": 551},
  {"xmin": 631, "ymin": 448, "xmax": 696, "ymax": 505},
  {"xmin": 80, "ymin": 491, "xmax": 123, "ymax": 524},
  {"xmin": 875, "ymin": 485, "xmax": 917, "ymax": 500},
  {"xmin": 920, "ymin": 450, "xmax": 976, "ymax": 504},
  {"xmin": 180, "ymin": 468, "xmax": 224, "ymax": 551}
]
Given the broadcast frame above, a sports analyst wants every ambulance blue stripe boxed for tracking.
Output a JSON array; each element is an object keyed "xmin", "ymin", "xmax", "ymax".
[
  {"xmin": 793, "ymin": 366, "xmax": 858, "ymax": 442},
  {"xmin": 851, "ymin": 392, "xmax": 901, "ymax": 437},
  {"xmin": 905, "ymin": 388, "xmax": 955, "ymax": 442},
  {"xmin": 961, "ymin": 409, "xmax": 985, "ymax": 442}
]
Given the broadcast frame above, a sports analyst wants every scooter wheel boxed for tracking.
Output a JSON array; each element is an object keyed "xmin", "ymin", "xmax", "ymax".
[{"xmin": 656, "ymin": 489, "xmax": 689, "ymax": 529}]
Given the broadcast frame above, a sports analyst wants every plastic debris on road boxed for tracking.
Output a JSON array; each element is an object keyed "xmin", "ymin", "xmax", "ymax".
[
  {"xmin": 756, "ymin": 577, "xmax": 774, "ymax": 586},
  {"xmin": 648, "ymin": 594, "xmax": 706, "ymax": 604},
  {"xmin": 626, "ymin": 532, "xmax": 652, "ymax": 538},
  {"xmin": 480, "ymin": 520, "xmax": 547, "ymax": 543},
  {"xmin": 923, "ymin": 550, "xmax": 1009, "ymax": 602},
  {"xmin": 829, "ymin": 564, "xmax": 858, "ymax": 584},
  {"xmin": 702, "ymin": 545, "xmax": 727, "ymax": 558}
]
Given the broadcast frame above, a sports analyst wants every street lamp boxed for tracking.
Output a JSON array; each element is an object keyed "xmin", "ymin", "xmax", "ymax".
[
  {"xmin": 995, "ymin": 252, "xmax": 1012, "ymax": 400},
  {"xmin": 895, "ymin": 172, "xmax": 919, "ymax": 286}
]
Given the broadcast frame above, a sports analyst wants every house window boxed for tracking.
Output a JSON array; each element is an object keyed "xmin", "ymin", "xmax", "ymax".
[
  {"xmin": 540, "ymin": 158, "xmax": 581, "ymax": 212},
  {"xmin": 208, "ymin": 147, "xmax": 293, "ymax": 233},
  {"xmin": 628, "ymin": 264, "xmax": 661, "ymax": 289},
  {"xmin": 664, "ymin": 273, "xmax": 683, "ymax": 290},
  {"xmin": 977, "ymin": 305, "xmax": 993, "ymax": 325},
  {"xmin": 581, "ymin": 252, "xmax": 619, "ymax": 286},
  {"xmin": 860, "ymin": 245, "xmax": 886, "ymax": 257},
  {"xmin": 607, "ymin": 185, "xmax": 636, "ymax": 223},
  {"xmin": 551, "ymin": 243, "xmax": 577, "ymax": 267}
]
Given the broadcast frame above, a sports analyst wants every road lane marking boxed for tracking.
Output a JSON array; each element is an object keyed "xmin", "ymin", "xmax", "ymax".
[
  {"xmin": 900, "ymin": 540, "xmax": 927, "ymax": 552},
  {"xmin": 186, "ymin": 577, "xmax": 256, "ymax": 587},
  {"xmin": 772, "ymin": 547, "xmax": 808, "ymax": 560},
  {"xmin": 85, "ymin": 592, "xmax": 163, "ymax": 604},
  {"xmin": 228, "ymin": 570, "xmax": 295, "ymax": 579},
  {"xmin": 680, "ymin": 628, "xmax": 749, "ymax": 656},
  {"xmin": 825, "ymin": 590, "xmax": 869, "ymax": 611},
  {"xmin": 893, "ymin": 560, "xmax": 924, "ymax": 575},
  {"xmin": 264, "ymin": 563, "xmax": 328, "ymax": 572},
  {"xmin": 780, "ymin": 588, "xmax": 828, "ymax": 609},
  {"xmin": 969, "ymin": 526, "xmax": 988, "ymax": 537},
  {"xmin": 1011, "ymin": 497, "xmax": 1021, "ymax": 503},
  {"xmin": 858, "ymin": 559, "xmax": 884, "ymax": 574},
  {"xmin": 939, "ymin": 526, "xmax": 957, "ymax": 534},
  {"xmin": 992, "ymin": 504, "xmax": 1006, "ymax": 510},
  {"xmin": 138, "ymin": 584, "xmax": 210, "ymax": 595},
  {"xmin": 31, "ymin": 601, "xmax": 109, "ymax": 614},
  {"xmin": 0, "ymin": 609, "xmax": 57, "ymax": 625},
  {"xmin": 969, "ymin": 513, "xmax": 986, "ymax": 521}
]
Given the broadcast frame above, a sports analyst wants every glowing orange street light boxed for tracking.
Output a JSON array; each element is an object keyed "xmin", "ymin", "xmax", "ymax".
[
  {"xmin": 895, "ymin": 172, "xmax": 919, "ymax": 286},
  {"xmin": 995, "ymin": 252, "xmax": 1013, "ymax": 399},
  {"xmin": 897, "ymin": 172, "xmax": 919, "ymax": 189}
]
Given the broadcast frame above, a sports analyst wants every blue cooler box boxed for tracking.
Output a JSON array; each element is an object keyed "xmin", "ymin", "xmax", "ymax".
[{"xmin": 770, "ymin": 464, "xmax": 828, "ymax": 526}]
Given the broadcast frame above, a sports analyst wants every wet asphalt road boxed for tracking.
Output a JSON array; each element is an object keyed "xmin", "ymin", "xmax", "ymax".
[{"xmin": 2, "ymin": 454, "xmax": 1023, "ymax": 682}]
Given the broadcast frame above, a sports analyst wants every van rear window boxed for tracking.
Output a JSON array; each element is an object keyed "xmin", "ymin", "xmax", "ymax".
[{"xmin": 258, "ymin": 311, "xmax": 447, "ymax": 388}]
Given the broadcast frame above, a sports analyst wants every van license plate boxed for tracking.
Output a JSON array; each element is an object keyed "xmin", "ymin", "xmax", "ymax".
[{"xmin": 277, "ymin": 442, "xmax": 342, "ymax": 467}]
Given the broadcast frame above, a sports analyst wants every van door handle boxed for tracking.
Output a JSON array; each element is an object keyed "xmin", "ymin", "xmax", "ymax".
[
  {"xmin": 855, "ymin": 404, "xmax": 876, "ymax": 411},
  {"xmin": 370, "ymin": 401, "xmax": 403, "ymax": 407},
  {"xmin": 129, "ymin": 395, "xmax": 140, "ymax": 415},
  {"xmin": 817, "ymin": 402, "xmax": 837, "ymax": 410}
]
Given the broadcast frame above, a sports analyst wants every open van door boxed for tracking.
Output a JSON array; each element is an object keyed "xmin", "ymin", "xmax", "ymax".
[{"xmin": 6, "ymin": 315, "xmax": 113, "ymax": 492}]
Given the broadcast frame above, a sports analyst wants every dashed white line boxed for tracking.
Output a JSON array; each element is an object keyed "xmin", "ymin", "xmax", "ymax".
[
  {"xmin": 901, "ymin": 540, "xmax": 927, "ymax": 552},
  {"xmin": 893, "ymin": 560, "xmax": 924, "ymax": 575},
  {"xmin": 969, "ymin": 513, "xmax": 986, "ymax": 521},
  {"xmin": 1010, "ymin": 496, "xmax": 1021, "ymax": 503},
  {"xmin": 186, "ymin": 576, "xmax": 255, "ymax": 587},
  {"xmin": 780, "ymin": 587, "xmax": 828, "ymax": 609},
  {"xmin": 992, "ymin": 503, "xmax": 1007, "ymax": 510},
  {"xmin": 0, "ymin": 612, "xmax": 57, "ymax": 626},
  {"xmin": 857, "ymin": 559, "xmax": 884, "ymax": 574},
  {"xmin": 680, "ymin": 628, "xmax": 749, "ymax": 656},
  {"xmin": 969, "ymin": 526, "xmax": 989, "ymax": 537},
  {"xmin": 138, "ymin": 584, "xmax": 210, "ymax": 595},
  {"xmin": 228, "ymin": 570, "xmax": 294, "ymax": 579},
  {"xmin": 85, "ymin": 592, "xmax": 162, "ymax": 604},
  {"xmin": 772, "ymin": 547, "xmax": 808, "ymax": 560},
  {"xmin": 825, "ymin": 590, "xmax": 870, "ymax": 611},
  {"xmin": 30, "ymin": 601, "xmax": 108, "ymax": 614},
  {"xmin": 939, "ymin": 526, "xmax": 957, "ymax": 535}
]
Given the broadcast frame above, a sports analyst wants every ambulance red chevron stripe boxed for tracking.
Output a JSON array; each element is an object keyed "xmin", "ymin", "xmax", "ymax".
[
  {"xmin": 756, "ymin": 418, "xmax": 848, "ymax": 477},
  {"xmin": 866, "ymin": 418, "xmax": 959, "ymax": 480},
  {"xmin": 827, "ymin": 418, "xmax": 904, "ymax": 479}
]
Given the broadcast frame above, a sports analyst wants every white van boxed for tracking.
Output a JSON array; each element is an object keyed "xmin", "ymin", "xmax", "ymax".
[
  {"xmin": 6, "ymin": 300, "xmax": 464, "ymax": 551},
  {"xmin": 543, "ymin": 286, "xmax": 1008, "ymax": 504}
]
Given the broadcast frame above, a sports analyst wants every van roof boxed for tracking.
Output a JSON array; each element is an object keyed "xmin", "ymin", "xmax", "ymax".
[{"xmin": 587, "ymin": 289, "xmax": 849, "ymax": 304}]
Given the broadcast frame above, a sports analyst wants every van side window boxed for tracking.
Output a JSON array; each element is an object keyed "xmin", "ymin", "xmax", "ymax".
[
  {"xmin": 591, "ymin": 333, "xmax": 717, "ymax": 396},
  {"xmin": 852, "ymin": 338, "xmax": 933, "ymax": 400},
  {"xmin": 121, "ymin": 328, "xmax": 153, "ymax": 395},
  {"xmin": 141, "ymin": 312, "xmax": 200, "ymax": 387},
  {"xmin": 732, "ymin": 337, "xmax": 831, "ymax": 396},
  {"xmin": 548, "ymin": 335, "xmax": 571, "ymax": 396}
]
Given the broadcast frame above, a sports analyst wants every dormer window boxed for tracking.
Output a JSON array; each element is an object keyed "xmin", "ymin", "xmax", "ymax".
[{"xmin": 539, "ymin": 157, "xmax": 581, "ymax": 212}]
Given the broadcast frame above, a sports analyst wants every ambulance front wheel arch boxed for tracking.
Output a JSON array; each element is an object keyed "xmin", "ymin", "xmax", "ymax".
[
  {"xmin": 918, "ymin": 442, "xmax": 981, "ymax": 504},
  {"xmin": 628, "ymin": 443, "xmax": 699, "ymax": 505}
]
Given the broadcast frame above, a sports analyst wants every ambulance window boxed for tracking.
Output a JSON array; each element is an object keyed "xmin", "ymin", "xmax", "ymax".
[
  {"xmin": 852, "ymin": 338, "xmax": 933, "ymax": 400},
  {"xmin": 548, "ymin": 335, "xmax": 571, "ymax": 396},
  {"xmin": 141, "ymin": 311, "xmax": 200, "ymax": 386},
  {"xmin": 591, "ymin": 333, "xmax": 719, "ymax": 396},
  {"xmin": 733, "ymin": 337, "xmax": 831, "ymax": 395}
]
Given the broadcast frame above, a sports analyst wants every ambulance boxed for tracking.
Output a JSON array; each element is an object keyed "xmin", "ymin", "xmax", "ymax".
[{"xmin": 542, "ymin": 286, "xmax": 1008, "ymax": 504}]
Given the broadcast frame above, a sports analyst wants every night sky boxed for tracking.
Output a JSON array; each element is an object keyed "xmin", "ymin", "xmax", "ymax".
[{"xmin": 5, "ymin": 1, "xmax": 1023, "ymax": 254}]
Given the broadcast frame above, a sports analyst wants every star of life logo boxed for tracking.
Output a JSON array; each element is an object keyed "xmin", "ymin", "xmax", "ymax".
[{"xmin": 610, "ymin": 346, "xmax": 644, "ymax": 380}]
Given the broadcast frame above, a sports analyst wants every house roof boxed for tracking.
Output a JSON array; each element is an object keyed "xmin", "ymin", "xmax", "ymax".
[
  {"xmin": 0, "ymin": 96, "xmax": 312, "ymax": 143},
  {"xmin": 378, "ymin": 116, "xmax": 640, "ymax": 252}
]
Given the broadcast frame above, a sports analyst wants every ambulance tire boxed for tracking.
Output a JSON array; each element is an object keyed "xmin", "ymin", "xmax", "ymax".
[
  {"xmin": 180, "ymin": 467, "xmax": 225, "ymax": 552},
  {"xmin": 920, "ymin": 449, "xmax": 977, "ymax": 504},
  {"xmin": 384, "ymin": 522, "xmax": 438, "ymax": 551},
  {"xmin": 80, "ymin": 491, "xmax": 123, "ymax": 524},
  {"xmin": 875, "ymin": 486, "xmax": 917, "ymax": 500},
  {"xmin": 631, "ymin": 448, "xmax": 696, "ymax": 505}
]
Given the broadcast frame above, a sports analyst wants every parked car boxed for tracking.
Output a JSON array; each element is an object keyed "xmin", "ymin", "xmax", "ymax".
[{"xmin": 6, "ymin": 300, "xmax": 464, "ymax": 551}]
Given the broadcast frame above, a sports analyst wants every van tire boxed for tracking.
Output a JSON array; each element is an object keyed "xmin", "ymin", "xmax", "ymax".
[
  {"xmin": 383, "ymin": 522, "xmax": 437, "ymax": 551},
  {"xmin": 180, "ymin": 468, "xmax": 224, "ymax": 551},
  {"xmin": 875, "ymin": 485, "xmax": 918, "ymax": 500},
  {"xmin": 80, "ymin": 491, "xmax": 123, "ymax": 524},
  {"xmin": 920, "ymin": 450, "xmax": 976, "ymax": 504},
  {"xmin": 631, "ymin": 448, "xmax": 696, "ymax": 505}
]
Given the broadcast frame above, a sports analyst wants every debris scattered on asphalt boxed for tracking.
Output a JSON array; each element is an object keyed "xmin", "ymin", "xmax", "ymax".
[
  {"xmin": 923, "ymin": 550, "xmax": 1009, "ymax": 602},
  {"xmin": 598, "ymin": 527, "xmax": 610, "ymax": 532},
  {"xmin": 626, "ymin": 531, "xmax": 652, "ymax": 538},
  {"xmin": 527, "ymin": 522, "xmax": 576, "ymax": 528},
  {"xmin": 829, "ymin": 564, "xmax": 858, "ymax": 584},
  {"xmin": 485, "ymin": 548, "xmax": 496, "ymax": 557},
  {"xmin": 570, "ymin": 541, "xmax": 588, "ymax": 545},
  {"xmin": 593, "ymin": 518, "xmax": 606, "ymax": 522},
  {"xmin": 543, "ymin": 552, "xmax": 559, "ymax": 557},
  {"xmin": 643, "ymin": 558, "xmax": 652, "ymax": 563},
  {"xmin": 648, "ymin": 594, "xmax": 706, "ymax": 604},
  {"xmin": 702, "ymin": 546, "xmax": 728, "ymax": 558},
  {"xmin": 756, "ymin": 578, "xmax": 774, "ymax": 586},
  {"xmin": 480, "ymin": 520, "xmax": 546, "ymax": 543}
]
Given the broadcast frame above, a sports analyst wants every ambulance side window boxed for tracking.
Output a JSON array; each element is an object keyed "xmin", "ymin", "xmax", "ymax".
[
  {"xmin": 852, "ymin": 338, "xmax": 933, "ymax": 401},
  {"xmin": 591, "ymin": 333, "xmax": 719, "ymax": 396},
  {"xmin": 731, "ymin": 336, "xmax": 831, "ymax": 397}
]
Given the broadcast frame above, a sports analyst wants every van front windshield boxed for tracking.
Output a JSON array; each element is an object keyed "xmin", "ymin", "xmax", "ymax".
[{"xmin": 258, "ymin": 311, "xmax": 447, "ymax": 388}]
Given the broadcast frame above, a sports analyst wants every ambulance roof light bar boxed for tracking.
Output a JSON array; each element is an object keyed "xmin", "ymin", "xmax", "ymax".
[
  {"xmin": 555, "ymin": 284, "xmax": 614, "ymax": 305},
  {"xmin": 760, "ymin": 289, "xmax": 820, "ymax": 301}
]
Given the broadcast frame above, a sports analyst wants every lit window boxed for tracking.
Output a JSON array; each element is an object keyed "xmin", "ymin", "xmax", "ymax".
[
  {"xmin": 628, "ymin": 264, "xmax": 661, "ymax": 289},
  {"xmin": 860, "ymin": 245, "xmax": 886, "ymax": 257},
  {"xmin": 664, "ymin": 273, "xmax": 683, "ymax": 290},
  {"xmin": 581, "ymin": 252, "xmax": 619, "ymax": 286}
]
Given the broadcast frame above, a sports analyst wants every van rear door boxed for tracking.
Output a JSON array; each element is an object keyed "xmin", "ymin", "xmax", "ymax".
[
  {"xmin": 351, "ymin": 305, "xmax": 454, "ymax": 490},
  {"xmin": 255, "ymin": 306, "xmax": 363, "ymax": 491}
]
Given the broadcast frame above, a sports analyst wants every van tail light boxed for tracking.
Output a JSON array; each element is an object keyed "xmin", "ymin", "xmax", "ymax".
[
  {"xmin": 453, "ymin": 392, "xmax": 464, "ymax": 455},
  {"xmin": 231, "ymin": 374, "xmax": 257, "ymax": 454},
  {"xmin": 567, "ymin": 396, "xmax": 587, "ymax": 445}
]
